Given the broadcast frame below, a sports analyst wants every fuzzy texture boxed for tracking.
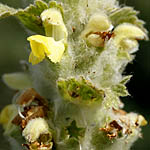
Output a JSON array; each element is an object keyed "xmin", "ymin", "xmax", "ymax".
[{"xmin": 0, "ymin": 0, "xmax": 148, "ymax": 150}]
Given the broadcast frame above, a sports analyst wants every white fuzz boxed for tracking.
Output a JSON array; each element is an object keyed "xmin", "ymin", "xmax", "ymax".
[{"xmin": 22, "ymin": 118, "xmax": 49, "ymax": 142}]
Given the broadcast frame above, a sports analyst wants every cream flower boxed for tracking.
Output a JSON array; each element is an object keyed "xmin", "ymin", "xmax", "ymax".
[
  {"xmin": 113, "ymin": 23, "xmax": 147, "ymax": 51},
  {"xmin": 41, "ymin": 8, "xmax": 68, "ymax": 41},
  {"xmin": 81, "ymin": 13, "xmax": 113, "ymax": 47}
]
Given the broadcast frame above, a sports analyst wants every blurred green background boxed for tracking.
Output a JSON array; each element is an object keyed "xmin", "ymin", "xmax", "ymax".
[{"xmin": 0, "ymin": 0, "xmax": 149, "ymax": 149}]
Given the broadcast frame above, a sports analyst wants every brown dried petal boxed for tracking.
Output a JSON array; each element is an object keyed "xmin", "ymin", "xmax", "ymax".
[
  {"xmin": 11, "ymin": 115, "xmax": 22, "ymax": 126},
  {"xmin": 12, "ymin": 106, "xmax": 46, "ymax": 129},
  {"xmin": 109, "ymin": 120, "xmax": 123, "ymax": 131},
  {"xmin": 16, "ymin": 88, "xmax": 46, "ymax": 106},
  {"xmin": 107, "ymin": 133, "xmax": 117, "ymax": 139},
  {"xmin": 25, "ymin": 106, "xmax": 46, "ymax": 122}
]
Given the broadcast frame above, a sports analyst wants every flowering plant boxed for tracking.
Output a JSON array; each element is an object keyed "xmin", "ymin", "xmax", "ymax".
[{"xmin": 0, "ymin": 0, "xmax": 148, "ymax": 149}]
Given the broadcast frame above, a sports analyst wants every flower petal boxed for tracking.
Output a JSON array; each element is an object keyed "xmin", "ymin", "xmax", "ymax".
[
  {"xmin": 41, "ymin": 8, "xmax": 68, "ymax": 41},
  {"xmin": 27, "ymin": 35, "xmax": 50, "ymax": 58},
  {"xmin": 47, "ymin": 39, "xmax": 65, "ymax": 63},
  {"xmin": 0, "ymin": 104, "xmax": 17, "ymax": 129},
  {"xmin": 81, "ymin": 13, "xmax": 112, "ymax": 38},
  {"xmin": 29, "ymin": 51, "xmax": 45, "ymax": 65},
  {"xmin": 114, "ymin": 23, "xmax": 147, "ymax": 44},
  {"xmin": 28, "ymin": 35, "xmax": 65, "ymax": 64}
]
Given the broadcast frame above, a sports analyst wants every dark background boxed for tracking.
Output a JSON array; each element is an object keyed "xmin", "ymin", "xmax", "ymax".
[{"xmin": 0, "ymin": 0, "xmax": 149, "ymax": 149}]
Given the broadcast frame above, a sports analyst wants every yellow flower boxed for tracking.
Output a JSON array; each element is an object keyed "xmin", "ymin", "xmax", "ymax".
[
  {"xmin": 27, "ymin": 35, "xmax": 65, "ymax": 65},
  {"xmin": 0, "ymin": 104, "xmax": 17, "ymax": 129}
]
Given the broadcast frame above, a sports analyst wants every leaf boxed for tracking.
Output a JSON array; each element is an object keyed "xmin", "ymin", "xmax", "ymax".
[
  {"xmin": 109, "ymin": 7, "xmax": 148, "ymax": 39},
  {"xmin": 111, "ymin": 84, "xmax": 129, "ymax": 97},
  {"xmin": 0, "ymin": 3, "xmax": 17, "ymax": 18},
  {"xmin": 57, "ymin": 77, "xmax": 105, "ymax": 105},
  {"xmin": 16, "ymin": 0, "xmax": 48, "ymax": 34},
  {"xmin": 103, "ymin": 89, "xmax": 121, "ymax": 109},
  {"xmin": 120, "ymin": 75, "xmax": 132, "ymax": 85},
  {"xmin": 42, "ymin": 0, "xmax": 50, "ymax": 3},
  {"xmin": 0, "ymin": 0, "xmax": 49, "ymax": 34},
  {"xmin": 3, "ymin": 72, "xmax": 32, "ymax": 90}
]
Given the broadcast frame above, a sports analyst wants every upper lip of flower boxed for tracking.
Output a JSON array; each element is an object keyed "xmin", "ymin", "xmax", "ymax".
[{"xmin": 27, "ymin": 8, "xmax": 68, "ymax": 65}]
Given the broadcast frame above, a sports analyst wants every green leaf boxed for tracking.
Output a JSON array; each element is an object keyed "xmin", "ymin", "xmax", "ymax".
[
  {"xmin": 111, "ymin": 84, "xmax": 129, "ymax": 97},
  {"xmin": 42, "ymin": 0, "xmax": 50, "ymax": 3},
  {"xmin": 0, "ymin": 3, "xmax": 17, "ymax": 18},
  {"xmin": 16, "ymin": 0, "xmax": 48, "ymax": 34},
  {"xmin": 103, "ymin": 89, "xmax": 121, "ymax": 109},
  {"xmin": 109, "ymin": 7, "xmax": 148, "ymax": 38},
  {"xmin": 3, "ymin": 72, "xmax": 32, "ymax": 90},
  {"xmin": 120, "ymin": 75, "xmax": 132, "ymax": 85},
  {"xmin": 57, "ymin": 77, "xmax": 105, "ymax": 105},
  {"xmin": 0, "ymin": 0, "xmax": 49, "ymax": 34}
]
